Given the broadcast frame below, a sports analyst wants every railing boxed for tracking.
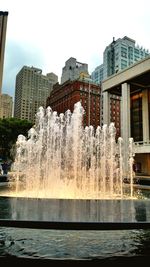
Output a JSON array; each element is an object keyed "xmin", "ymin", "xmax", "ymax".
[{"xmin": 134, "ymin": 140, "xmax": 150, "ymax": 146}]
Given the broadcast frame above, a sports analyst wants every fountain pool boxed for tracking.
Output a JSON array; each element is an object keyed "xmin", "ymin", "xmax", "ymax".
[{"xmin": 0, "ymin": 102, "xmax": 149, "ymax": 265}]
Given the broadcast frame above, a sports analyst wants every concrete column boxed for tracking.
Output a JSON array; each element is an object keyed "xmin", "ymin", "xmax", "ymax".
[
  {"xmin": 103, "ymin": 91, "xmax": 110, "ymax": 126},
  {"xmin": 142, "ymin": 89, "xmax": 149, "ymax": 143},
  {"xmin": 121, "ymin": 83, "xmax": 131, "ymax": 176}
]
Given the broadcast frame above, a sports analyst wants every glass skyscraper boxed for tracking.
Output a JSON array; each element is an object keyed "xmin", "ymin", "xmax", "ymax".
[
  {"xmin": 103, "ymin": 36, "xmax": 149, "ymax": 79},
  {"xmin": 91, "ymin": 36, "xmax": 149, "ymax": 84}
]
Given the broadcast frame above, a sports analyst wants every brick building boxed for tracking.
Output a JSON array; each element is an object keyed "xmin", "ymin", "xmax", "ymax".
[
  {"xmin": 46, "ymin": 77, "xmax": 101, "ymax": 129},
  {"xmin": 109, "ymin": 94, "xmax": 121, "ymax": 138}
]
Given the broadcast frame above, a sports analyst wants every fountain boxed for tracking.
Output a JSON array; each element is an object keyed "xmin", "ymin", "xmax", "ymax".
[
  {"xmin": 7, "ymin": 101, "xmax": 134, "ymax": 199},
  {"xmin": 0, "ymin": 100, "xmax": 149, "ymax": 222},
  {"xmin": 0, "ymin": 102, "xmax": 150, "ymax": 263}
]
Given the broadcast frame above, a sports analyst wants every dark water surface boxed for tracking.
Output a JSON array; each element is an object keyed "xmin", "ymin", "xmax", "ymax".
[
  {"xmin": 0, "ymin": 228, "xmax": 150, "ymax": 262},
  {"xmin": 0, "ymin": 194, "xmax": 150, "ymax": 265}
]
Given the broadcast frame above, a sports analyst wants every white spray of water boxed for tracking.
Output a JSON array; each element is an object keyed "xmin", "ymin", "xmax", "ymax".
[{"xmin": 11, "ymin": 102, "xmax": 134, "ymax": 199}]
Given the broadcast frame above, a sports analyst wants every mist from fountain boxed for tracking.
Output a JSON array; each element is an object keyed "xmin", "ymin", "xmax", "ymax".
[{"xmin": 9, "ymin": 101, "xmax": 135, "ymax": 199}]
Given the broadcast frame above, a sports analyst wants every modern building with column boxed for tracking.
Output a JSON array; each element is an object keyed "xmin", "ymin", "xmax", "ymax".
[
  {"xmin": 102, "ymin": 56, "xmax": 150, "ymax": 176},
  {"xmin": 91, "ymin": 36, "xmax": 149, "ymax": 130},
  {"xmin": 0, "ymin": 11, "xmax": 8, "ymax": 95}
]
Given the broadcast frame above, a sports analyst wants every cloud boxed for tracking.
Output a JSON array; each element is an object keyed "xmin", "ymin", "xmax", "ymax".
[
  {"xmin": 1, "ymin": 0, "xmax": 150, "ymax": 99},
  {"xmin": 2, "ymin": 40, "xmax": 45, "ymax": 98}
]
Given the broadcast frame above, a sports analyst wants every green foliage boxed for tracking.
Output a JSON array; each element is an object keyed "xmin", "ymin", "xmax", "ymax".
[{"xmin": 0, "ymin": 118, "xmax": 33, "ymax": 160}]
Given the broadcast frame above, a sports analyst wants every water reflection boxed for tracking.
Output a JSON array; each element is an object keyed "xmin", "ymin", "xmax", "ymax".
[
  {"xmin": 0, "ymin": 197, "xmax": 150, "ymax": 223},
  {"xmin": 1, "ymin": 196, "xmax": 150, "ymax": 261}
]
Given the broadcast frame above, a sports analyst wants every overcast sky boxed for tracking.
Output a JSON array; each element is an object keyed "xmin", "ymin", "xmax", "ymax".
[{"xmin": 1, "ymin": 0, "xmax": 150, "ymax": 98}]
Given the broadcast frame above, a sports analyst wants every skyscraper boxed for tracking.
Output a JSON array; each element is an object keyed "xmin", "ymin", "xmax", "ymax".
[
  {"xmin": 0, "ymin": 11, "xmax": 8, "ymax": 94},
  {"xmin": 91, "ymin": 64, "xmax": 103, "ymax": 85},
  {"xmin": 91, "ymin": 36, "xmax": 149, "ymax": 84},
  {"xmin": 0, "ymin": 93, "xmax": 13, "ymax": 118},
  {"xmin": 91, "ymin": 36, "xmax": 149, "ymax": 130},
  {"xmin": 103, "ymin": 36, "xmax": 149, "ymax": 79},
  {"xmin": 14, "ymin": 66, "xmax": 58, "ymax": 122}
]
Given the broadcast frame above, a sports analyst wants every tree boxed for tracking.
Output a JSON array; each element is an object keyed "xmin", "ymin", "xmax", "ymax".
[{"xmin": 0, "ymin": 118, "xmax": 33, "ymax": 160}]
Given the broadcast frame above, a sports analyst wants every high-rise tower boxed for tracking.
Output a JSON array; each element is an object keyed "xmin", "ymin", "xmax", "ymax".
[
  {"xmin": 103, "ymin": 36, "xmax": 149, "ymax": 79},
  {"xmin": 0, "ymin": 11, "xmax": 8, "ymax": 94},
  {"xmin": 14, "ymin": 66, "xmax": 58, "ymax": 122}
]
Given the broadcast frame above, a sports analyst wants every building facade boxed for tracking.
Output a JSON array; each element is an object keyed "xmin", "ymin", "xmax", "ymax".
[
  {"xmin": 91, "ymin": 36, "xmax": 149, "ymax": 133},
  {"xmin": 91, "ymin": 64, "xmax": 104, "ymax": 85},
  {"xmin": 102, "ymin": 56, "xmax": 150, "ymax": 175},
  {"xmin": 14, "ymin": 66, "xmax": 58, "ymax": 122},
  {"xmin": 0, "ymin": 11, "xmax": 8, "ymax": 94},
  {"xmin": 0, "ymin": 93, "xmax": 13, "ymax": 118},
  {"xmin": 46, "ymin": 77, "xmax": 101, "ymax": 129},
  {"xmin": 103, "ymin": 36, "xmax": 149, "ymax": 80},
  {"xmin": 91, "ymin": 36, "xmax": 149, "ymax": 85},
  {"xmin": 61, "ymin": 57, "xmax": 89, "ymax": 84}
]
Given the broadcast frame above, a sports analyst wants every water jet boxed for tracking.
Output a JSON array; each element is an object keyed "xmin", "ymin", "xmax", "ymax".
[
  {"xmin": 3, "ymin": 102, "xmax": 135, "ymax": 199},
  {"xmin": 0, "ymin": 102, "xmax": 146, "ymax": 223},
  {"xmin": 0, "ymin": 102, "xmax": 150, "ymax": 262}
]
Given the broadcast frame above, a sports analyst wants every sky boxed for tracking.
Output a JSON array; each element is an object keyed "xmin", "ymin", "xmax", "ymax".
[{"xmin": 1, "ymin": 0, "xmax": 150, "ymax": 99}]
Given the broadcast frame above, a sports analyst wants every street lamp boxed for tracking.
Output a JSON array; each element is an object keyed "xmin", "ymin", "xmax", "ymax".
[
  {"xmin": 80, "ymin": 72, "xmax": 92, "ymax": 127},
  {"xmin": 88, "ymin": 81, "xmax": 90, "ymax": 126},
  {"xmin": 88, "ymin": 77, "xmax": 93, "ymax": 127}
]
